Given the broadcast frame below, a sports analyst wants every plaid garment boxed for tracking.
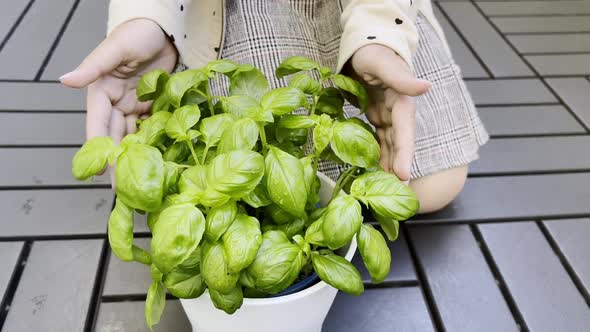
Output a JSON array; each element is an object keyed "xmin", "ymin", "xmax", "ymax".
[{"xmin": 206, "ymin": 0, "xmax": 489, "ymax": 180}]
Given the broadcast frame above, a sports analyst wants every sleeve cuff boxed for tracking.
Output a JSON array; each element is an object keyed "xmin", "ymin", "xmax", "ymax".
[{"xmin": 108, "ymin": 0, "xmax": 186, "ymax": 58}]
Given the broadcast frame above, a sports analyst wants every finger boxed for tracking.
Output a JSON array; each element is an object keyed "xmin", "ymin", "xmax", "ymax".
[
  {"xmin": 377, "ymin": 128, "xmax": 391, "ymax": 173},
  {"xmin": 371, "ymin": 55, "xmax": 431, "ymax": 96},
  {"xmin": 60, "ymin": 35, "xmax": 125, "ymax": 88},
  {"xmin": 86, "ymin": 85, "xmax": 112, "ymax": 140},
  {"xmin": 390, "ymin": 95, "xmax": 416, "ymax": 181},
  {"xmin": 126, "ymin": 114, "xmax": 138, "ymax": 134}
]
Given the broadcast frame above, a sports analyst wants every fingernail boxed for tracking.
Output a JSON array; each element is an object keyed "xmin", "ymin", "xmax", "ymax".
[{"xmin": 59, "ymin": 71, "xmax": 74, "ymax": 82}]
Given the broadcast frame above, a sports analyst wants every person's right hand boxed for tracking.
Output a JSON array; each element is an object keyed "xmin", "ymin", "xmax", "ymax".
[{"xmin": 60, "ymin": 18, "xmax": 177, "ymax": 144}]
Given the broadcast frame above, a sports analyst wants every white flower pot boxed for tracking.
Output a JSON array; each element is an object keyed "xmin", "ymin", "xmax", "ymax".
[{"xmin": 180, "ymin": 172, "xmax": 357, "ymax": 332}]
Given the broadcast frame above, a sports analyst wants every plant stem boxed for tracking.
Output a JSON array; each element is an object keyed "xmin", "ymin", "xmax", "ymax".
[
  {"xmin": 330, "ymin": 166, "xmax": 358, "ymax": 202},
  {"xmin": 258, "ymin": 123, "xmax": 268, "ymax": 147},
  {"xmin": 186, "ymin": 140, "xmax": 200, "ymax": 165},
  {"xmin": 201, "ymin": 144, "xmax": 210, "ymax": 165},
  {"xmin": 205, "ymin": 82, "xmax": 215, "ymax": 116},
  {"xmin": 310, "ymin": 95, "xmax": 319, "ymax": 116}
]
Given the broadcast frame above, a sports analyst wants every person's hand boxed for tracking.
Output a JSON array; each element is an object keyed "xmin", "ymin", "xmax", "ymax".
[
  {"xmin": 350, "ymin": 44, "xmax": 431, "ymax": 181},
  {"xmin": 61, "ymin": 18, "xmax": 177, "ymax": 144}
]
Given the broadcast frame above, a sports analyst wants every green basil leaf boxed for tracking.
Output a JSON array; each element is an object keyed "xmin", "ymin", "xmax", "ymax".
[
  {"xmin": 313, "ymin": 114, "xmax": 334, "ymax": 155},
  {"xmin": 276, "ymin": 127, "xmax": 308, "ymax": 147},
  {"xmin": 147, "ymin": 194, "xmax": 179, "ymax": 232},
  {"xmin": 163, "ymin": 161, "xmax": 181, "ymax": 194},
  {"xmin": 222, "ymin": 214, "xmax": 262, "ymax": 273},
  {"xmin": 300, "ymin": 156, "xmax": 320, "ymax": 208},
  {"xmin": 292, "ymin": 234, "xmax": 311, "ymax": 258},
  {"xmin": 115, "ymin": 144, "xmax": 165, "ymax": 212},
  {"xmin": 201, "ymin": 241, "xmax": 240, "ymax": 293},
  {"xmin": 217, "ymin": 118, "xmax": 259, "ymax": 154},
  {"xmin": 246, "ymin": 231, "xmax": 304, "ymax": 294},
  {"xmin": 206, "ymin": 59, "xmax": 239, "ymax": 74},
  {"xmin": 373, "ymin": 212, "xmax": 399, "ymax": 242},
  {"xmin": 137, "ymin": 69, "xmax": 169, "ymax": 102},
  {"xmin": 357, "ymin": 224, "xmax": 391, "ymax": 283},
  {"xmin": 108, "ymin": 198, "xmax": 134, "ymax": 261},
  {"xmin": 345, "ymin": 117, "xmax": 378, "ymax": 140},
  {"xmin": 277, "ymin": 218, "xmax": 305, "ymax": 239},
  {"xmin": 276, "ymin": 56, "xmax": 319, "ymax": 79},
  {"xmin": 350, "ymin": 170, "xmax": 419, "ymax": 220},
  {"xmin": 210, "ymin": 286, "xmax": 244, "ymax": 314},
  {"xmin": 151, "ymin": 203, "xmax": 206, "ymax": 274},
  {"xmin": 331, "ymin": 121, "xmax": 380, "ymax": 167},
  {"xmin": 241, "ymin": 182, "xmax": 272, "ymax": 208},
  {"xmin": 264, "ymin": 147, "xmax": 307, "ymax": 217},
  {"xmin": 145, "ymin": 281, "xmax": 166, "ymax": 332},
  {"xmin": 316, "ymin": 87, "xmax": 344, "ymax": 116},
  {"xmin": 200, "ymin": 188, "xmax": 232, "ymax": 207},
  {"xmin": 319, "ymin": 66, "xmax": 332, "ymax": 79},
  {"xmin": 261, "ymin": 87, "xmax": 309, "ymax": 116},
  {"xmin": 164, "ymin": 271, "xmax": 206, "ymax": 299},
  {"xmin": 178, "ymin": 165, "xmax": 207, "ymax": 193},
  {"xmin": 199, "ymin": 113, "xmax": 235, "ymax": 148},
  {"xmin": 182, "ymin": 87, "xmax": 208, "ymax": 106},
  {"xmin": 150, "ymin": 264, "xmax": 163, "ymax": 282},
  {"xmin": 311, "ymin": 251, "xmax": 363, "ymax": 295},
  {"xmin": 333, "ymin": 74, "xmax": 369, "ymax": 113},
  {"xmin": 288, "ymin": 72, "xmax": 322, "ymax": 95},
  {"xmin": 163, "ymin": 141, "xmax": 191, "ymax": 163},
  {"xmin": 72, "ymin": 137, "xmax": 114, "ymax": 180},
  {"xmin": 322, "ymin": 195, "xmax": 362, "ymax": 250},
  {"xmin": 219, "ymin": 95, "xmax": 263, "ymax": 119},
  {"xmin": 205, "ymin": 200, "xmax": 238, "ymax": 243},
  {"xmin": 277, "ymin": 114, "xmax": 317, "ymax": 129},
  {"xmin": 265, "ymin": 203, "xmax": 295, "ymax": 225},
  {"xmin": 319, "ymin": 145, "xmax": 345, "ymax": 165},
  {"xmin": 229, "ymin": 66, "xmax": 270, "ymax": 100},
  {"xmin": 166, "ymin": 105, "xmax": 201, "ymax": 141},
  {"xmin": 239, "ymin": 270, "xmax": 256, "ymax": 289},
  {"xmin": 207, "ymin": 150, "xmax": 265, "ymax": 198},
  {"xmin": 136, "ymin": 112, "xmax": 171, "ymax": 146},
  {"xmin": 152, "ymin": 94, "xmax": 172, "ymax": 113},
  {"xmin": 165, "ymin": 69, "xmax": 208, "ymax": 107}
]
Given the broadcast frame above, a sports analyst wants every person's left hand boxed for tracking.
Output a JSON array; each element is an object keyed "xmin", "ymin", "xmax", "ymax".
[{"xmin": 349, "ymin": 44, "xmax": 431, "ymax": 181}]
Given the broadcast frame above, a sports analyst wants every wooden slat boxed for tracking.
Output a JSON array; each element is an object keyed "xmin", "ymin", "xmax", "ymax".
[
  {"xmin": 544, "ymin": 218, "xmax": 590, "ymax": 295},
  {"xmin": 0, "ymin": 0, "xmax": 30, "ymax": 43},
  {"xmin": 42, "ymin": 0, "xmax": 108, "ymax": 80},
  {"xmin": 526, "ymin": 54, "xmax": 590, "ymax": 76},
  {"xmin": 439, "ymin": 2, "xmax": 532, "ymax": 77},
  {"xmin": 0, "ymin": 82, "xmax": 84, "ymax": 111},
  {"xmin": 508, "ymin": 34, "xmax": 590, "ymax": 54},
  {"xmin": 2, "ymin": 240, "xmax": 103, "ymax": 331},
  {"xmin": 0, "ymin": 242, "xmax": 24, "ymax": 302},
  {"xmin": 479, "ymin": 222, "xmax": 590, "ymax": 332},
  {"xmin": 103, "ymin": 238, "xmax": 152, "ymax": 296},
  {"xmin": 323, "ymin": 287, "xmax": 435, "ymax": 332},
  {"xmin": 547, "ymin": 78, "xmax": 590, "ymax": 128},
  {"xmin": 471, "ymin": 136, "xmax": 590, "ymax": 175},
  {"xmin": 416, "ymin": 173, "xmax": 590, "ymax": 223},
  {"xmin": 95, "ymin": 300, "xmax": 192, "ymax": 332},
  {"xmin": 409, "ymin": 225, "xmax": 517, "ymax": 332},
  {"xmin": 479, "ymin": 1, "xmax": 590, "ymax": 16},
  {"xmin": 466, "ymin": 79, "xmax": 556, "ymax": 105},
  {"xmin": 351, "ymin": 228, "xmax": 416, "ymax": 284},
  {"xmin": 0, "ymin": 113, "xmax": 85, "ymax": 146},
  {"xmin": 432, "ymin": 5, "xmax": 489, "ymax": 78},
  {"xmin": 0, "ymin": 0, "xmax": 77, "ymax": 79},
  {"xmin": 0, "ymin": 148, "xmax": 109, "ymax": 187},
  {"xmin": 0, "ymin": 189, "xmax": 113, "ymax": 237},
  {"xmin": 492, "ymin": 16, "xmax": 590, "ymax": 34},
  {"xmin": 478, "ymin": 105, "xmax": 585, "ymax": 136}
]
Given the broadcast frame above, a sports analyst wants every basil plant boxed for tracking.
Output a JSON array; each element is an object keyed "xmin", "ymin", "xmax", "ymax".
[{"xmin": 72, "ymin": 56, "xmax": 419, "ymax": 331}]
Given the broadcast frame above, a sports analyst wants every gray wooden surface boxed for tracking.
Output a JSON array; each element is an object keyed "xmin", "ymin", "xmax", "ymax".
[
  {"xmin": 409, "ymin": 225, "xmax": 518, "ymax": 332},
  {"xmin": 2, "ymin": 240, "xmax": 103, "ymax": 332},
  {"xmin": 2, "ymin": 1, "xmax": 590, "ymax": 331},
  {"xmin": 479, "ymin": 222, "xmax": 590, "ymax": 332}
]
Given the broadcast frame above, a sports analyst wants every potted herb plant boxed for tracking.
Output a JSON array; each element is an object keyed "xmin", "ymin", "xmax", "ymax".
[{"xmin": 71, "ymin": 56, "xmax": 419, "ymax": 332}]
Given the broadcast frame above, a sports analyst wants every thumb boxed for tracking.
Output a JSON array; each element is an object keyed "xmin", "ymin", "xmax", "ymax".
[
  {"xmin": 370, "ymin": 52, "xmax": 431, "ymax": 97},
  {"xmin": 60, "ymin": 34, "xmax": 125, "ymax": 88}
]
